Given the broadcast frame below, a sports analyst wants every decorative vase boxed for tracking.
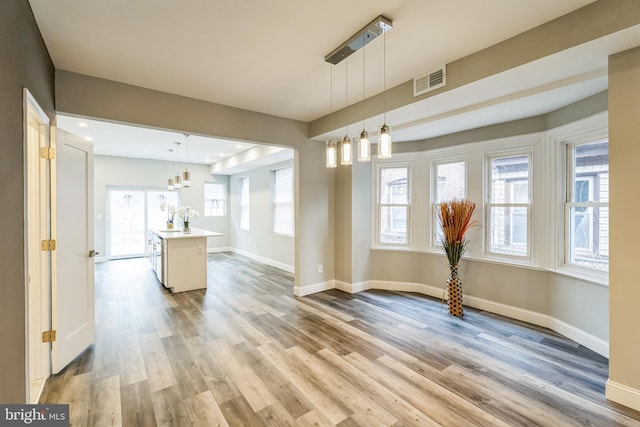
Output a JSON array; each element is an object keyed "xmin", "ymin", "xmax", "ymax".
[
  {"xmin": 166, "ymin": 222, "xmax": 174, "ymax": 230},
  {"xmin": 183, "ymin": 221, "xmax": 190, "ymax": 233},
  {"xmin": 447, "ymin": 264, "xmax": 464, "ymax": 317}
]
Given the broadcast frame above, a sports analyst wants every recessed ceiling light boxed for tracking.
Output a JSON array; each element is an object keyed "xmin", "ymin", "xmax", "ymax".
[
  {"xmin": 78, "ymin": 122, "xmax": 88, "ymax": 127},
  {"xmin": 236, "ymin": 144, "xmax": 243, "ymax": 148},
  {"xmin": 205, "ymin": 158, "xmax": 211, "ymax": 163},
  {"xmin": 85, "ymin": 136, "xmax": 93, "ymax": 141},
  {"xmin": 219, "ymin": 152, "xmax": 225, "ymax": 156}
]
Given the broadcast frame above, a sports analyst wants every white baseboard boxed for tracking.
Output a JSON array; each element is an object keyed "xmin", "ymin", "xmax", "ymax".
[
  {"xmin": 207, "ymin": 246, "xmax": 233, "ymax": 253},
  {"xmin": 231, "ymin": 248, "xmax": 295, "ymax": 273},
  {"xmin": 548, "ymin": 317, "xmax": 609, "ymax": 358},
  {"xmin": 294, "ymin": 280, "xmax": 335, "ymax": 297},
  {"xmin": 297, "ymin": 278, "xmax": 609, "ymax": 358},
  {"xmin": 606, "ymin": 380, "xmax": 640, "ymax": 412}
]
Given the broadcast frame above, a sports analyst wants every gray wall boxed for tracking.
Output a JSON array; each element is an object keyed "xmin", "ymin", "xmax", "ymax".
[
  {"xmin": 229, "ymin": 160, "xmax": 294, "ymax": 270},
  {"xmin": 94, "ymin": 155, "xmax": 230, "ymax": 258},
  {"xmin": 0, "ymin": 0, "xmax": 55, "ymax": 403}
]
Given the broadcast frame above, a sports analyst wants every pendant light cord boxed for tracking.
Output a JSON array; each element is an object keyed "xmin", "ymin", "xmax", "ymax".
[
  {"xmin": 383, "ymin": 30, "xmax": 387, "ymax": 124},
  {"xmin": 362, "ymin": 36, "xmax": 366, "ymax": 129}
]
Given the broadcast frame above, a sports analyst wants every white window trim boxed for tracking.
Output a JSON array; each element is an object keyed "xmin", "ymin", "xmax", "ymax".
[
  {"xmin": 372, "ymin": 157, "xmax": 415, "ymax": 249},
  {"xmin": 204, "ymin": 182, "xmax": 227, "ymax": 217},
  {"xmin": 548, "ymin": 112, "xmax": 608, "ymax": 285},
  {"xmin": 484, "ymin": 150, "xmax": 533, "ymax": 261},
  {"xmin": 369, "ymin": 113, "xmax": 609, "ymax": 288}
]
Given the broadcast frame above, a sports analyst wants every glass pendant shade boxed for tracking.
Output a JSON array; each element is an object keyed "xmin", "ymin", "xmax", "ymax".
[
  {"xmin": 326, "ymin": 140, "xmax": 337, "ymax": 168},
  {"xmin": 358, "ymin": 130, "xmax": 370, "ymax": 162},
  {"xmin": 174, "ymin": 175, "xmax": 182, "ymax": 189},
  {"xmin": 167, "ymin": 177, "xmax": 174, "ymax": 191},
  {"xmin": 341, "ymin": 135, "xmax": 352, "ymax": 165},
  {"xmin": 378, "ymin": 124, "xmax": 392, "ymax": 159},
  {"xmin": 182, "ymin": 171, "xmax": 191, "ymax": 187}
]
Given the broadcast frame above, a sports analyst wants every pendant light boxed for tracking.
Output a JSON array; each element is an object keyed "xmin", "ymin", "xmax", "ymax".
[
  {"xmin": 173, "ymin": 142, "xmax": 182, "ymax": 189},
  {"xmin": 378, "ymin": 30, "xmax": 392, "ymax": 160},
  {"xmin": 358, "ymin": 34, "xmax": 371, "ymax": 162},
  {"xmin": 182, "ymin": 133, "xmax": 191, "ymax": 187},
  {"xmin": 167, "ymin": 148, "xmax": 174, "ymax": 191},
  {"xmin": 326, "ymin": 140, "xmax": 337, "ymax": 168},
  {"xmin": 341, "ymin": 58, "xmax": 352, "ymax": 166},
  {"xmin": 326, "ymin": 64, "xmax": 337, "ymax": 168}
]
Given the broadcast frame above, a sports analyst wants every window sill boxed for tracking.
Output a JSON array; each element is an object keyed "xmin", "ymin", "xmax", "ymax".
[{"xmin": 546, "ymin": 267, "xmax": 608, "ymax": 287}]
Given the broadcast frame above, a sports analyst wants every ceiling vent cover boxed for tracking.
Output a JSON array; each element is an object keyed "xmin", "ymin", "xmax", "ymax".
[{"xmin": 414, "ymin": 66, "xmax": 446, "ymax": 97}]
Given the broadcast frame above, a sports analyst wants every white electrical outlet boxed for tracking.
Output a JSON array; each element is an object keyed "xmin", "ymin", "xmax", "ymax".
[
  {"xmin": 318, "ymin": 264, "xmax": 323, "ymax": 273},
  {"xmin": 198, "ymin": 246, "xmax": 204, "ymax": 254}
]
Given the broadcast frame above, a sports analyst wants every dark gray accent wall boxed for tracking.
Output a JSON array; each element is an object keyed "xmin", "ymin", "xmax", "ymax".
[{"xmin": 0, "ymin": 1, "xmax": 55, "ymax": 403}]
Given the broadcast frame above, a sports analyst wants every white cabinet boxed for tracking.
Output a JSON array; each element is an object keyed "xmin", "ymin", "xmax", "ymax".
[
  {"xmin": 148, "ymin": 228, "xmax": 222, "ymax": 293},
  {"xmin": 148, "ymin": 231, "xmax": 163, "ymax": 283}
]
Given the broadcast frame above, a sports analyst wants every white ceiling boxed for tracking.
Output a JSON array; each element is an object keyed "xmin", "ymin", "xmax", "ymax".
[
  {"xmin": 56, "ymin": 114, "xmax": 258, "ymax": 165},
  {"xmin": 29, "ymin": 0, "xmax": 636, "ymax": 162}
]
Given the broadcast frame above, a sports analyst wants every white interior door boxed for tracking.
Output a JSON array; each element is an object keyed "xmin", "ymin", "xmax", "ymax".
[
  {"xmin": 24, "ymin": 90, "xmax": 51, "ymax": 403},
  {"xmin": 52, "ymin": 127, "xmax": 95, "ymax": 373}
]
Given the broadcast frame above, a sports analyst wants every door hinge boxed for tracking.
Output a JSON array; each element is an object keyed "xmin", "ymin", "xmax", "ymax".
[
  {"xmin": 42, "ymin": 330, "xmax": 57, "ymax": 343},
  {"xmin": 40, "ymin": 239, "xmax": 57, "ymax": 251},
  {"xmin": 39, "ymin": 147, "xmax": 56, "ymax": 160}
]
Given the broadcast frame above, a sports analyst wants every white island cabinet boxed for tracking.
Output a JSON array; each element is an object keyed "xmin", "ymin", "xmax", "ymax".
[{"xmin": 148, "ymin": 228, "xmax": 223, "ymax": 293}]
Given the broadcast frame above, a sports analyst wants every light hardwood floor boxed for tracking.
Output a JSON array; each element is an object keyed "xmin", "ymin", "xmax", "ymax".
[{"xmin": 40, "ymin": 253, "xmax": 640, "ymax": 426}]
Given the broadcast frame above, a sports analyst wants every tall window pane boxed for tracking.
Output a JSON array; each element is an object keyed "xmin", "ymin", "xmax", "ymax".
[
  {"xmin": 433, "ymin": 161, "xmax": 466, "ymax": 245},
  {"xmin": 379, "ymin": 167, "xmax": 409, "ymax": 244},
  {"xmin": 567, "ymin": 141, "xmax": 608, "ymax": 270},
  {"xmin": 487, "ymin": 154, "xmax": 530, "ymax": 257},
  {"xmin": 436, "ymin": 161, "xmax": 465, "ymax": 202},
  {"xmin": 204, "ymin": 182, "xmax": 226, "ymax": 216},
  {"xmin": 273, "ymin": 167, "xmax": 294, "ymax": 235},
  {"xmin": 240, "ymin": 177, "xmax": 250, "ymax": 231}
]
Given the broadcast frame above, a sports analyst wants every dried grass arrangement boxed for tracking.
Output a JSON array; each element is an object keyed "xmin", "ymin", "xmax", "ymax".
[
  {"xmin": 435, "ymin": 198, "xmax": 477, "ymax": 266},
  {"xmin": 435, "ymin": 198, "xmax": 476, "ymax": 317}
]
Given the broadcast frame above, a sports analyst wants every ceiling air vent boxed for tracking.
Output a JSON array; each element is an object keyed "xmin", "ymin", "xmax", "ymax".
[{"xmin": 413, "ymin": 66, "xmax": 446, "ymax": 97}]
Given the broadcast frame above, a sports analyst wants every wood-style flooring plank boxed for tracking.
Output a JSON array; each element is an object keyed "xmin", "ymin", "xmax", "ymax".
[
  {"xmin": 120, "ymin": 380, "xmax": 157, "ymax": 427},
  {"xmin": 37, "ymin": 254, "xmax": 640, "ymax": 426}
]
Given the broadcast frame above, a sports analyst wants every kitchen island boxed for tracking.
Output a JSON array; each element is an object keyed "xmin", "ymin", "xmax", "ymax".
[{"xmin": 148, "ymin": 227, "xmax": 223, "ymax": 293}]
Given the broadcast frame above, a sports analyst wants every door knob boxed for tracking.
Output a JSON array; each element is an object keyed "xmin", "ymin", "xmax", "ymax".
[{"xmin": 89, "ymin": 249, "xmax": 99, "ymax": 258}]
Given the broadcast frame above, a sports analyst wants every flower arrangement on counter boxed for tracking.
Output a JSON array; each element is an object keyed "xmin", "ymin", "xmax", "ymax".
[
  {"xmin": 178, "ymin": 206, "xmax": 199, "ymax": 232},
  {"xmin": 160, "ymin": 202, "xmax": 177, "ymax": 229}
]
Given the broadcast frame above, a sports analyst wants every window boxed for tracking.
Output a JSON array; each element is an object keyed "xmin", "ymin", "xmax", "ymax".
[
  {"xmin": 435, "ymin": 161, "xmax": 465, "ymax": 202},
  {"xmin": 204, "ymin": 182, "xmax": 226, "ymax": 216},
  {"xmin": 433, "ymin": 161, "xmax": 466, "ymax": 245},
  {"xmin": 566, "ymin": 140, "xmax": 608, "ymax": 270},
  {"xmin": 239, "ymin": 177, "xmax": 250, "ymax": 230},
  {"xmin": 487, "ymin": 153, "xmax": 530, "ymax": 257},
  {"xmin": 378, "ymin": 166, "xmax": 409, "ymax": 244},
  {"xmin": 273, "ymin": 167, "xmax": 294, "ymax": 235}
]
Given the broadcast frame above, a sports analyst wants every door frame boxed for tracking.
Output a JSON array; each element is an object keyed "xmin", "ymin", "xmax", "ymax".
[{"xmin": 23, "ymin": 88, "xmax": 52, "ymax": 403}]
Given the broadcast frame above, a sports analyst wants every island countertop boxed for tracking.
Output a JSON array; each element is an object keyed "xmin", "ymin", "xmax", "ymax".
[{"xmin": 149, "ymin": 227, "xmax": 223, "ymax": 240}]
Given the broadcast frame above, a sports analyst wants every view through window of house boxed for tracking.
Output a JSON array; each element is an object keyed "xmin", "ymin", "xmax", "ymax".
[
  {"xmin": 567, "ymin": 141, "xmax": 608, "ymax": 270},
  {"xmin": 433, "ymin": 161, "xmax": 466, "ymax": 245},
  {"xmin": 487, "ymin": 154, "xmax": 530, "ymax": 257},
  {"xmin": 273, "ymin": 167, "xmax": 293, "ymax": 235},
  {"xmin": 204, "ymin": 182, "xmax": 226, "ymax": 216},
  {"xmin": 379, "ymin": 167, "xmax": 409, "ymax": 244}
]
